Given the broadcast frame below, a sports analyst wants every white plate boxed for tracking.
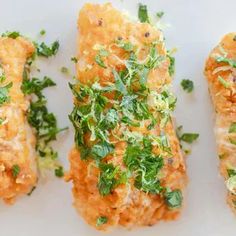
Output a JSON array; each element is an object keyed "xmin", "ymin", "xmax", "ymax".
[{"xmin": 0, "ymin": 0, "xmax": 236, "ymax": 235}]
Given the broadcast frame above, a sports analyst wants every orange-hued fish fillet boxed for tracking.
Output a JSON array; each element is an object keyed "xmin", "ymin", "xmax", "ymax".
[
  {"xmin": 205, "ymin": 33, "xmax": 236, "ymax": 213},
  {"xmin": 67, "ymin": 3, "xmax": 187, "ymax": 230},
  {"xmin": 0, "ymin": 36, "xmax": 37, "ymax": 203}
]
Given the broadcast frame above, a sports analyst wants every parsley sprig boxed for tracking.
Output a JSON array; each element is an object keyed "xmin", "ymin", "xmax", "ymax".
[{"xmin": 22, "ymin": 63, "xmax": 66, "ymax": 176}]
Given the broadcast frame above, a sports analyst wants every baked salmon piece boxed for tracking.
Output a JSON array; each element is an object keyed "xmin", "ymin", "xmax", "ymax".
[
  {"xmin": 67, "ymin": 3, "xmax": 187, "ymax": 230},
  {"xmin": 0, "ymin": 36, "xmax": 37, "ymax": 203},
  {"xmin": 205, "ymin": 33, "xmax": 236, "ymax": 213}
]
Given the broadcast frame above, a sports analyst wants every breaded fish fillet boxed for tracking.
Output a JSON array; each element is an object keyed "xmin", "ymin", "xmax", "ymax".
[
  {"xmin": 67, "ymin": 3, "xmax": 187, "ymax": 230},
  {"xmin": 0, "ymin": 36, "xmax": 37, "ymax": 203},
  {"xmin": 205, "ymin": 33, "xmax": 236, "ymax": 213}
]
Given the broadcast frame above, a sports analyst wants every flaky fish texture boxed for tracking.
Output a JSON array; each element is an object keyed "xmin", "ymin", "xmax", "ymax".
[
  {"xmin": 67, "ymin": 3, "xmax": 187, "ymax": 230},
  {"xmin": 205, "ymin": 33, "xmax": 236, "ymax": 213},
  {"xmin": 0, "ymin": 36, "xmax": 37, "ymax": 203}
]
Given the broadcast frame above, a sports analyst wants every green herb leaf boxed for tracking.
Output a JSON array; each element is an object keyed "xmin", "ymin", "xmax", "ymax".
[
  {"xmin": 229, "ymin": 122, "xmax": 236, "ymax": 133},
  {"xmin": 167, "ymin": 53, "xmax": 175, "ymax": 76},
  {"xmin": 156, "ymin": 11, "xmax": 164, "ymax": 18},
  {"xmin": 96, "ymin": 216, "xmax": 108, "ymax": 226},
  {"xmin": 138, "ymin": 4, "xmax": 150, "ymax": 23},
  {"xmin": 12, "ymin": 164, "xmax": 20, "ymax": 178},
  {"xmin": 165, "ymin": 189, "xmax": 183, "ymax": 208},
  {"xmin": 218, "ymin": 76, "xmax": 230, "ymax": 88},
  {"xmin": 216, "ymin": 56, "xmax": 236, "ymax": 68},
  {"xmin": 181, "ymin": 79, "xmax": 194, "ymax": 93},
  {"xmin": 0, "ymin": 82, "xmax": 13, "ymax": 105},
  {"xmin": 0, "ymin": 117, "xmax": 5, "ymax": 125},
  {"xmin": 71, "ymin": 57, "xmax": 78, "ymax": 63},
  {"xmin": 116, "ymin": 40, "xmax": 134, "ymax": 52},
  {"xmin": 227, "ymin": 169, "xmax": 236, "ymax": 178},
  {"xmin": 99, "ymin": 49, "xmax": 109, "ymax": 57},
  {"xmin": 23, "ymin": 74, "xmax": 66, "ymax": 173},
  {"xmin": 124, "ymin": 138, "xmax": 164, "ymax": 194},
  {"xmin": 112, "ymin": 69, "xmax": 127, "ymax": 95},
  {"xmin": 95, "ymin": 54, "xmax": 107, "ymax": 68},
  {"xmin": 2, "ymin": 31, "xmax": 20, "ymax": 39},
  {"xmin": 180, "ymin": 133, "xmax": 199, "ymax": 144},
  {"xmin": 145, "ymin": 45, "xmax": 163, "ymax": 69},
  {"xmin": 91, "ymin": 142, "xmax": 114, "ymax": 160},
  {"xmin": 36, "ymin": 41, "xmax": 59, "ymax": 57},
  {"xmin": 55, "ymin": 166, "xmax": 64, "ymax": 177},
  {"xmin": 98, "ymin": 163, "xmax": 124, "ymax": 196},
  {"xmin": 21, "ymin": 76, "xmax": 56, "ymax": 97},
  {"xmin": 39, "ymin": 29, "xmax": 46, "ymax": 36},
  {"xmin": 60, "ymin": 67, "xmax": 69, "ymax": 74}
]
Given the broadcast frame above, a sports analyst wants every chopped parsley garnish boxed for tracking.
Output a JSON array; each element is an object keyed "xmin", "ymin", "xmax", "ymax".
[
  {"xmin": 54, "ymin": 166, "xmax": 64, "ymax": 177},
  {"xmin": 71, "ymin": 57, "xmax": 78, "ymax": 63},
  {"xmin": 1, "ymin": 31, "xmax": 20, "ymax": 39},
  {"xmin": 95, "ymin": 49, "xmax": 109, "ymax": 68},
  {"xmin": 12, "ymin": 164, "xmax": 20, "ymax": 178},
  {"xmin": 91, "ymin": 142, "xmax": 114, "ymax": 160},
  {"xmin": 218, "ymin": 76, "xmax": 230, "ymax": 88},
  {"xmin": 177, "ymin": 126, "xmax": 199, "ymax": 145},
  {"xmin": 99, "ymin": 49, "xmax": 109, "ymax": 57},
  {"xmin": 36, "ymin": 41, "xmax": 59, "ymax": 57},
  {"xmin": 39, "ymin": 29, "xmax": 46, "ymax": 36},
  {"xmin": 167, "ymin": 53, "xmax": 175, "ymax": 76},
  {"xmin": 124, "ymin": 138, "xmax": 164, "ymax": 194},
  {"xmin": 216, "ymin": 56, "xmax": 236, "ymax": 68},
  {"xmin": 21, "ymin": 76, "xmax": 56, "ymax": 97},
  {"xmin": 116, "ymin": 39, "xmax": 134, "ymax": 51},
  {"xmin": 0, "ymin": 82, "xmax": 13, "ymax": 105},
  {"xmin": 180, "ymin": 133, "xmax": 199, "ymax": 144},
  {"xmin": 156, "ymin": 11, "xmax": 164, "ymax": 18},
  {"xmin": 227, "ymin": 169, "xmax": 236, "ymax": 178},
  {"xmin": 164, "ymin": 189, "xmax": 183, "ymax": 208},
  {"xmin": 138, "ymin": 4, "xmax": 150, "ymax": 23},
  {"xmin": 60, "ymin": 67, "xmax": 69, "ymax": 74},
  {"xmin": 98, "ymin": 163, "xmax": 126, "ymax": 196},
  {"xmin": 22, "ymin": 66, "xmax": 66, "ymax": 176},
  {"xmin": 181, "ymin": 79, "xmax": 194, "ymax": 93},
  {"xmin": 96, "ymin": 216, "xmax": 108, "ymax": 226},
  {"xmin": 229, "ymin": 122, "xmax": 236, "ymax": 133}
]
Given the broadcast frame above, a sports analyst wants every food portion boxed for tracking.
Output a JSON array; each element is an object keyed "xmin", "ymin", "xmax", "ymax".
[
  {"xmin": 67, "ymin": 3, "xmax": 187, "ymax": 230},
  {"xmin": 0, "ymin": 36, "xmax": 37, "ymax": 203},
  {"xmin": 205, "ymin": 33, "xmax": 236, "ymax": 213},
  {"xmin": 0, "ymin": 32, "xmax": 65, "ymax": 203}
]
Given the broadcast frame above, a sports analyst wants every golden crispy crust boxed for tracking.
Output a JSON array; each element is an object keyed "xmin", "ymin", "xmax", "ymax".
[
  {"xmin": 0, "ymin": 37, "xmax": 37, "ymax": 203},
  {"xmin": 68, "ymin": 3, "xmax": 187, "ymax": 230},
  {"xmin": 205, "ymin": 33, "xmax": 236, "ymax": 213}
]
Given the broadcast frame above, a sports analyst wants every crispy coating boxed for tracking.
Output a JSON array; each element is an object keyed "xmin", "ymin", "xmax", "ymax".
[
  {"xmin": 67, "ymin": 3, "xmax": 187, "ymax": 230},
  {"xmin": 0, "ymin": 37, "xmax": 37, "ymax": 203},
  {"xmin": 205, "ymin": 33, "xmax": 236, "ymax": 213}
]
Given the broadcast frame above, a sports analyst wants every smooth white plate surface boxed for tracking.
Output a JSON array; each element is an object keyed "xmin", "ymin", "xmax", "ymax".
[{"xmin": 0, "ymin": 0, "xmax": 236, "ymax": 235}]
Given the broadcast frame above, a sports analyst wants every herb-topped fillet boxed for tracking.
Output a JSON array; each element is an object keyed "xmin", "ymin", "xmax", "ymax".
[
  {"xmin": 0, "ymin": 33, "xmax": 64, "ymax": 203},
  {"xmin": 0, "ymin": 36, "xmax": 37, "ymax": 203},
  {"xmin": 205, "ymin": 33, "xmax": 236, "ymax": 213},
  {"xmin": 67, "ymin": 3, "xmax": 187, "ymax": 230}
]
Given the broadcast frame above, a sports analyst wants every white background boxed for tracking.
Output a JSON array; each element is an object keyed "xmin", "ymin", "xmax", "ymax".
[{"xmin": 0, "ymin": 0, "xmax": 236, "ymax": 235}]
